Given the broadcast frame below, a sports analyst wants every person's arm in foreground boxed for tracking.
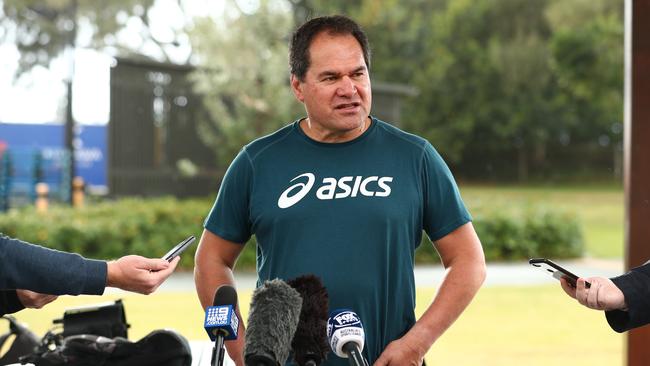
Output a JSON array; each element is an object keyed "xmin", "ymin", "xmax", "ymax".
[
  {"xmin": 194, "ymin": 229, "xmax": 246, "ymax": 366},
  {"xmin": 1, "ymin": 234, "xmax": 179, "ymax": 296},
  {"xmin": 560, "ymin": 261, "xmax": 650, "ymax": 332},
  {"xmin": 374, "ymin": 223, "xmax": 486, "ymax": 366},
  {"xmin": 560, "ymin": 276, "xmax": 625, "ymax": 311},
  {"xmin": 106, "ymin": 255, "xmax": 179, "ymax": 294}
]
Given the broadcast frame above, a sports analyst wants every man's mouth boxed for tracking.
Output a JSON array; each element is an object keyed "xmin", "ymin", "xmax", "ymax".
[{"xmin": 335, "ymin": 102, "xmax": 361, "ymax": 110}]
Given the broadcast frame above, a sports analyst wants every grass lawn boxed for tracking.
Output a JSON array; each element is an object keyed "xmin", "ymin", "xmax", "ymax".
[
  {"xmin": 6, "ymin": 285, "xmax": 624, "ymax": 365},
  {"xmin": 461, "ymin": 185, "xmax": 624, "ymax": 259}
]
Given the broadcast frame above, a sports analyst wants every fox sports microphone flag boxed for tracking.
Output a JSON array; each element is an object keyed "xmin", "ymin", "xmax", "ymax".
[{"xmin": 327, "ymin": 309, "xmax": 368, "ymax": 366}]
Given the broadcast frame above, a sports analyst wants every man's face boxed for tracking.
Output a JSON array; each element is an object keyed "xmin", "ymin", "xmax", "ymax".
[{"xmin": 291, "ymin": 32, "xmax": 371, "ymax": 140}]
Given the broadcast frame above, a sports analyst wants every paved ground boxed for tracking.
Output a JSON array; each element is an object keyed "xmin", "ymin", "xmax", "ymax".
[{"xmin": 156, "ymin": 257, "xmax": 625, "ymax": 292}]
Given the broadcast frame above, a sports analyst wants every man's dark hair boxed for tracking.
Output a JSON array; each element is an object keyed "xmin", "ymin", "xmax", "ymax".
[{"xmin": 289, "ymin": 15, "xmax": 371, "ymax": 81}]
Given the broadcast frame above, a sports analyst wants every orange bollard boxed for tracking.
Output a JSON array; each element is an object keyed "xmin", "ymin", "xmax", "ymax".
[
  {"xmin": 72, "ymin": 176, "xmax": 85, "ymax": 208},
  {"xmin": 35, "ymin": 183, "xmax": 49, "ymax": 213}
]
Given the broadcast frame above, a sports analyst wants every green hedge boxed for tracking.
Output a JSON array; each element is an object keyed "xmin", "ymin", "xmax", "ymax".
[
  {"xmin": 0, "ymin": 198, "xmax": 209, "ymax": 270},
  {"xmin": 414, "ymin": 206, "xmax": 583, "ymax": 264},
  {"xmin": 0, "ymin": 198, "xmax": 583, "ymax": 270}
]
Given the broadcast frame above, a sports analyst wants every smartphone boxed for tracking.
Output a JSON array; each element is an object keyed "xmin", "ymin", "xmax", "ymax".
[
  {"xmin": 162, "ymin": 235, "xmax": 196, "ymax": 262},
  {"xmin": 529, "ymin": 258, "xmax": 591, "ymax": 288}
]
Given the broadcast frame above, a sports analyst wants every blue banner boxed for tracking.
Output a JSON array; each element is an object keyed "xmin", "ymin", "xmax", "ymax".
[{"xmin": 0, "ymin": 123, "xmax": 107, "ymax": 191}]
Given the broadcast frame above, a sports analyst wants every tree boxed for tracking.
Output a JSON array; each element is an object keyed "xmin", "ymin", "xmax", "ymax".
[
  {"xmin": 400, "ymin": 0, "xmax": 622, "ymax": 181},
  {"xmin": 189, "ymin": 0, "xmax": 303, "ymax": 167},
  {"xmin": 547, "ymin": 0, "xmax": 624, "ymax": 146},
  {"xmin": 1, "ymin": 0, "xmax": 191, "ymax": 76}
]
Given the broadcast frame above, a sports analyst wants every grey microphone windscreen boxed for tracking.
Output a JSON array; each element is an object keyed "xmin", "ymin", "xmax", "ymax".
[{"xmin": 244, "ymin": 279, "xmax": 303, "ymax": 366}]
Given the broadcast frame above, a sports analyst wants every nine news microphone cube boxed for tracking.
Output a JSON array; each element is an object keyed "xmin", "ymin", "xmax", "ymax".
[{"xmin": 204, "ymin": 305, "xmax": 239, "ymax": 341}]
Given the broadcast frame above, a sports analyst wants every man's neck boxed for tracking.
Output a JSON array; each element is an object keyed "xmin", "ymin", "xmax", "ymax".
[{"xmin": 300, "ymin": 117, "xmax": 371, "ymax": 143}]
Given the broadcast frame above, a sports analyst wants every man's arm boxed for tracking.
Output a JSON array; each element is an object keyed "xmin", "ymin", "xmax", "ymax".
[
  {"xmin": 194, "ymin": 229, "xmax": 246, "ymax": 366},
  {"xmin": 374, "ymin": 222, "xmax": 486, "ymax": 366}
]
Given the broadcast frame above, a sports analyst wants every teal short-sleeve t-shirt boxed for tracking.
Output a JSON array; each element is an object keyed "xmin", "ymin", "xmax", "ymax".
[{"xmin": 205, "ymin": 117, "xmax": 471, "ymax": 365}]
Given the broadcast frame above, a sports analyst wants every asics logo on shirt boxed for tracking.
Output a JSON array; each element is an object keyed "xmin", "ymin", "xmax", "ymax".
[
  {"xmin": 278, "ymin": 173, "xmax": 316, "ymax": 209},
  {"xmin": 277, "ymin": 172, "xmax": 394, "ymax": 208}
]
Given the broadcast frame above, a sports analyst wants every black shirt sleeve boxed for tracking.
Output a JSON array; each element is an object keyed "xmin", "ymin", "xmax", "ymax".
[
  {"xmin": 0, "ymin": 290, "xmax": 24, "ymax": 316},
  {"xmin": 0, "ymin": 235, "xmax": 107, "ymax": 295},
  {"xmin": 605, "ymin": 261, "xmax": 650, "ymax": 332}
]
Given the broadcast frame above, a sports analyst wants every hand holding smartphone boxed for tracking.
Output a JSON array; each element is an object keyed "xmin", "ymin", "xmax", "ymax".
[
  {"xmin": 529, "ymin": 258, "xmax": 591, "ymax": 288},
  {"xmin": 163, "ymin": 235, "xmax": 196, "ymax": 262}
]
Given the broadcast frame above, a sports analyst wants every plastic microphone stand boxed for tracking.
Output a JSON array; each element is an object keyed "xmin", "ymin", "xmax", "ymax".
[
  {"xmin": 211, "ymin": 334, "xmax": 225, "ymax": 366},
  {"xmin": 342, "ymin": 343, "xmax": 369, "ymax": 366}
]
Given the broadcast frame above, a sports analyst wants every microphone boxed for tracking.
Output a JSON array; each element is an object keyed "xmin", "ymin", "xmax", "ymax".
[
  {"xmin": 327, "ymin": 309, "xmax": 369, "ymax": 366},
  {"xmin": 287, "ymin": 274, "xmax": 330, "ymax": 366},
  {"xmin": 244, "ymin": 279, "xmax": 303, "ymax": 366},
  {"xmin": 204, "ymin": 285, "xmax": 240, "ymax": 366}
]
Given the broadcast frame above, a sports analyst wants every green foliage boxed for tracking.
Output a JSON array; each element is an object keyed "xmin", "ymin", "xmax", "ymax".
[
  {"xmin": 2, "ymin": 0, "xmax": 624, "ymax": 181},
  {"xmin": 1, "ymin": 195, "xmax": 583, "ymax": 271},
  {"xmin": 416, "ymin": 206, "xmax": 583, "ymax": 263},
  {"xmin": 189, "ymin": 0, "xmax": 303, "ymax": 167},
  {"xmin": 1, "ymin": 0, "xmax": 192, "ymax": 78},
  {"xmin": 292, "ymin": 0, "xmax": 623, "ymax": 182},
  {"xmin": 0, "ymin": 197, "xmax": 211, "ymax": 269}
]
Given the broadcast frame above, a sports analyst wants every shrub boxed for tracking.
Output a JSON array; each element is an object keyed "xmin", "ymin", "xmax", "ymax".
[
  {"xmin": 0, "ymin": 198, "xmax": 211, "ymax": 270},
  {"xmin": 1, "ymin": 197, "xmax": 583, "ymax": 270},
  {"xmin": 415, "ymin": 206, "xmax": 584, "ymax": 263}
]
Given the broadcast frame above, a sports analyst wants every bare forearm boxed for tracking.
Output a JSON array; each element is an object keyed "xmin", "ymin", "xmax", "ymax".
[
  {"xmin": 194, "ymin": 255, "xmax": 238, "ymax": 309},
  {"xmin": 195, "ymin": 264, "xmax": 245, "ymax": 365},
  {"xmin": 193, "ymin": 231, "xmax": 246, "ymax": 365},
  {"xmin": 406, "ymin": 258, "xmax": 485, "ymax": 352}
]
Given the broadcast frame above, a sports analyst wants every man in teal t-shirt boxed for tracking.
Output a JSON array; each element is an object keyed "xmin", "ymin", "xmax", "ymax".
[{"xmin": 194, "ymin": 15, "xmax": 486, "ymax": 366}]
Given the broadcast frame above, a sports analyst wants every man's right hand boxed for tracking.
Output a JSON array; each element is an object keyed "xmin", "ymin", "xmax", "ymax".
[
  {"xmin": 106, "ymin": 255, "xmax": 180, "ymax": 294},
  {"xmin": 560, "ymin": 276, "xmax": 627, "ymax": 311}
]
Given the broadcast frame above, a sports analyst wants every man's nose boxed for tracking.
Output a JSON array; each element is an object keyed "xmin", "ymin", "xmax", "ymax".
[{"xmin": 337, "ymin": 76, "xmax": 357, "ymax": 96}]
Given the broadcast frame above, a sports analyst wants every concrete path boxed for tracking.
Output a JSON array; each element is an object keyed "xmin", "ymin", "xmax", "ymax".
[{"xmin": 154, "ymin": 257, "xmax": 625, "ymax": 292}]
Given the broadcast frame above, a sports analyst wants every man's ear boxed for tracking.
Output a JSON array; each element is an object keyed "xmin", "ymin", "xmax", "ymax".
[{"xmin": 290, "ymin": 74, "xmax": 305, "ymax": 102}]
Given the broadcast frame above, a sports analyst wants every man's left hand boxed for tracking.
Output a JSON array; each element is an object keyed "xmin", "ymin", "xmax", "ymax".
[{"xmin": 373, "ymin": 337, "xmax": 425, "ymax": 366}]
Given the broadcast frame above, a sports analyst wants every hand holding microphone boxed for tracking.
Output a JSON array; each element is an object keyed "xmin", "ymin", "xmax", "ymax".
[{"xmin": 327, "ymin": 309, "xmax": 369, "ymax": 366}]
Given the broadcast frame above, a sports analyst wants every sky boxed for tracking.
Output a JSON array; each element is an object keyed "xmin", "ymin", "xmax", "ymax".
[
  {"xmin": 0, "ymin": 0, "xmax": 253, "ymax": 125},
  {"xmin": 0, "ymin": 45, "xmax": 112, "ymax": 124}
]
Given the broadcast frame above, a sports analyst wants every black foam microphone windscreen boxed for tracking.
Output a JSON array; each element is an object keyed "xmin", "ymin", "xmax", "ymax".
[
  {"xmin": 244, "ymin": 279, "xmax": 303, "ymax": 366},
  {"xmin": 287, "ymin": 274, "xmax": 330, "ymax": 366},
  {"xmin": 214, "ymin": 285, "xmax": 238, "ymax": 309}
]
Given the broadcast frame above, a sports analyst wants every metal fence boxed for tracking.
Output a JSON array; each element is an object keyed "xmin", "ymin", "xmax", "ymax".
[
  {"xmin": 109, "ymin": 58, "xmax": 219, "ymax": 197},
  {"xmin": 0, "ymin": 148, "xmax": 71, "ymax": 211}
]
